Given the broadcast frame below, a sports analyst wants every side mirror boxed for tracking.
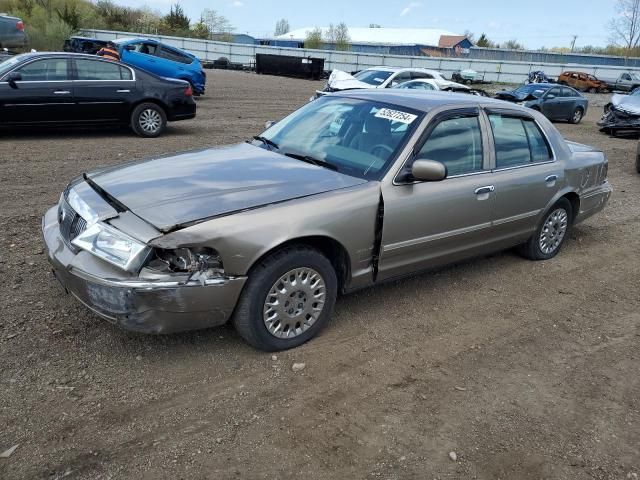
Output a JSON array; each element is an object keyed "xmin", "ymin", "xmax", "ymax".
[
  {"xmin": 411, "ymin": 159, "xmax": 447, "ymax": 181},
  {"xmin": 546, "ymin": 94, "xmax": 555, "ymax": 99},
  {"xmin": 124, "ymin": 44, "xmax": 135, "ymax": 51},
  {"xmin": 6, "ymin": 71, "xmax": 21, "ymax": 88},
  {"xmin": 264, "ymin": 120, "xmax": 276, "ymax": 129}
]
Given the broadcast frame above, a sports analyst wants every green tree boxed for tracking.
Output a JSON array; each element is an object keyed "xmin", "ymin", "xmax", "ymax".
[
  {"xmin": 334, "ymin": 22, "xmax": 351, "ymax": 51},
  {"xmin": 304, "ymin": 27, "xmax": 323, "ymax": 49},
  {"xmin": 476, "ymin": 33, "xmax": 495, "ymax": 48},
  {"xmin": 163, "ymin": 3, "xmax": 190, "ymax": 32}
]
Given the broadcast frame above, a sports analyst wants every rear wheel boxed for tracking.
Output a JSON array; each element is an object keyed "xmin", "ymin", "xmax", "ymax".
[
  {"xmin": 233, "ymin": 245, "xmax": 338, "ymax": 351},
  {"xmin": 589, "ymin": 87, "xmax": 598, "ymax": 93},
  {"xmin": 570, "ymin": 107, "xmax": 584, "ymax": 124},
  {"xmin": 518, "ymin": 198, "xmax": 573, "ymax": 261},
  {"xmin": 131, "ymin": 103, "xmax": 167, "ymax": 137}
]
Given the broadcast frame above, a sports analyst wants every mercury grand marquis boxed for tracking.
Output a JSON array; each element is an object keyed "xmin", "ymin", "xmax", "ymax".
[{"xmin": 42, "ymin": 90, "xmax": 612, "ymax": 351}]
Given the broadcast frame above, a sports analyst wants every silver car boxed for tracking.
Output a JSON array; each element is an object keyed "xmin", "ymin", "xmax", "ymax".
[{"xmin": 42, "ymin": 91, "xmax": 612, "ymax": 351}]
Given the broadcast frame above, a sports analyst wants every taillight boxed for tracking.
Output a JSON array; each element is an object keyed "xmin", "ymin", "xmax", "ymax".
[
  {"xmin": 184, "ymin": 85, "xmax": 193, "ymax": 97},
  {"xmin": 16, "ymin": 21, "xmax": 24, "ymax": 31}
]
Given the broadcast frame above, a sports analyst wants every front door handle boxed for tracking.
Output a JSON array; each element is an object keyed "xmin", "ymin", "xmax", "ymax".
[
  {"xmin": 53, "ymin": 90, "xmax": 70, "ymax": 95},
  {"xmin": 116, "ymin": 89, "xmax": 130, "ymax": 93},
  {"xmin": 474, "ymin": 185, "xmax": 495, "ymax": 195},
  {"xmin": 545, "ymin": 174, "xmax": 558, "ymax": 183}
]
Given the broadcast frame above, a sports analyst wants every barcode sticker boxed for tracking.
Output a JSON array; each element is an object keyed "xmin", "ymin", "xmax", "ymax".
[{"xmin": 374, "ymin": 108, "xmax": 418, "ymax": 124}]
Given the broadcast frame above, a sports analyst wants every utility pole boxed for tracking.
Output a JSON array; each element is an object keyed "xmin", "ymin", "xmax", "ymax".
[{"xmin": 570, "ymin": 35, "xmax": 577, "ymax": 52}]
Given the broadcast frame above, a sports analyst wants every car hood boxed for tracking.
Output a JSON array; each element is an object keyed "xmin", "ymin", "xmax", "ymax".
[
  {"xmin": 326, "ymin": 69, "xmax": 380, "ymax": 91},
  {"xmin": 87, "ymin": 143, "xmax": 367, "ymax": 232},
  {"xmin": 610, "ymin": 92, "xmax": 640, "ymax": 115}
]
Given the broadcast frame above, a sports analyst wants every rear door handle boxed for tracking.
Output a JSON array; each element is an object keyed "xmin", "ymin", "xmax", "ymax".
[
  {"xmin": 545, "ymin": 175, "xmax": 558, "ymax": 182},
  {"xmin": 116, "ymin": 89, "xmax": 130, "ymax": 93},
  {"xmin": 474, "ymin": 185, "xmax": 495, "ymax": 195},
  {"xmin": 53, "ymin": 90, "xmax": 70, "ymax": 95}
]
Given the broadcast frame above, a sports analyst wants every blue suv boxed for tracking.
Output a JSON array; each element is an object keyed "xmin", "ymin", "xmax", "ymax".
[{"xmin": 114, "ymin": 38, "xmax": 206, "ymax": 95}]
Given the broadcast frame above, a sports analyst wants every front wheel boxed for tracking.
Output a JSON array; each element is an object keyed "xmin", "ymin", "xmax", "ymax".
[
  {"xmin": 233, "ymin": 245, "xmax": 338, "ymax": 351},
  {"xmin": 518, "ymin": 198, "xmax": 573, "ymax": 261},
  {"xmin": 570, "ymin": 107, "xmax": 584, "ymax": 124},
  {"xmin": 131, "ymin": 103, "xmax": 167, "ymax": 138}
]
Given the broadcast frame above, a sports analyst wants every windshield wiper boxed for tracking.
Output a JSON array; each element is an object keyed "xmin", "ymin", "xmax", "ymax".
[
  {"xmin": 250, "ymin": 135, "xmax": 279, "ymax": 151},
  {"xmin": 283, "ymin": 152, "xmax": 339, "ymax": 171}
]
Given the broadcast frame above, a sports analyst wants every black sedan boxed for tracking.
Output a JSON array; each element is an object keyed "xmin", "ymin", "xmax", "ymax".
[
  {"xmin": 0, "ymin": 52, "xmax": 196, "ymax": 137},
  {"xmin": 495, "ymin": 83, "xmax": 588, "ymax": 124}
]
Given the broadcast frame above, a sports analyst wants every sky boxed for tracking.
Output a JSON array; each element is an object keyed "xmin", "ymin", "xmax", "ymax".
[{"xmin": 113, "ymin": 0, "xmax": 618, "ymax": 49}]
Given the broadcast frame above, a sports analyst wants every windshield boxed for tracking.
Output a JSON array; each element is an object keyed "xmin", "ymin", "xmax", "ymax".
[
  {"xmin": 353, "ymin": 69, "xmax": 394, "ymax": 86},
  {"xmin": 514, "ymin": 84, "xmax": 551, "ymax": 97},
  {"xmin": 257, "ymin": 97, "xmax": 423, "ymax": 180},
  {"xmin": 0, "ymin": 55, "xmax": 25, "ymax": 77},
  {"xmin": 631, "ymin": 73, "xmax": 640, "ymax": 81}
]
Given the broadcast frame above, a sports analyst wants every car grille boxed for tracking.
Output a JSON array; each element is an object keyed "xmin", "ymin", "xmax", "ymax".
[{"xmin": 58, "ymin": 200, "xmax": 87, "ymax": 246}]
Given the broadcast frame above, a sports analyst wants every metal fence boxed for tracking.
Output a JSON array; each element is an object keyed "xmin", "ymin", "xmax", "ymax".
[{"xmin": 83, "ymin": 29, "xmax": 640, "ymax": 84}]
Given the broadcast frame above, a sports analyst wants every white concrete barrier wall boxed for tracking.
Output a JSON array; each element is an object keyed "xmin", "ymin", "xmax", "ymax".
[{"xmin": 83, "ymin": 29, "xmax": 640, "ymax": 84}]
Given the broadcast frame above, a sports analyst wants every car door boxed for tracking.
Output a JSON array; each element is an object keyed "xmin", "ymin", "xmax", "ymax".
[
  {"xmin": 540, "ymin": 86, "xmax": 563, "ymax": 119},
  {"xmin": 485, "ymin": 110, "xmax": 561, "ymax": 243},
  {"xmin": 156, "ymin": 45, "xmax": 193, "ymax": 80},
  {"xmin": 377, "ymin": 108, "xmax": 497, "ymax": 280},
  {"xmin": 121, "ymin": 41, "xmax": 160, "ymax": 75},
  {"xmin": 0, "ymin": 57, "xmax": 74, "ymax": 124},
  {"xmin": 72, "ymin": 58, "xmax": 137, "ymax": 122}
]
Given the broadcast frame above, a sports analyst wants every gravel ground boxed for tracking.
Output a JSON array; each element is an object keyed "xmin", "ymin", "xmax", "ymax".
[{"xmin": 0, "ymin": 71, "xmax": 638, "ymax": 480}]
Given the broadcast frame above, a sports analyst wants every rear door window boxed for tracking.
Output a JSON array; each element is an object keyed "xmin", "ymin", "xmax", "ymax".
[
  {"xmin": 417, "ymin": 115, "xmax": 484, "ymax": 176},
  {"xmin": 75, "ymin": 59, "xmax": 132, "ymax": 80},
  {"xmin": 158, "ymin": 46, "xmax": 192, "ymax": 64},
  {"xmin": 17, "ymin": 58, "xmax": 69, "ymax": 81},
  {"xmin": 489, "ymin": 114, "xmax": 552, "ymax": 168}
]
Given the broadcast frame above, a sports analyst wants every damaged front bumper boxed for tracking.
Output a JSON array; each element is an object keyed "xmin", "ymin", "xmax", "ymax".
[
  {"xmin": 42, "ymin": 206, "xmax": 247, "ymax": 334},
  {"xmin": 598, "ymin": 107, "xmax": 640, "ymax": 133}
]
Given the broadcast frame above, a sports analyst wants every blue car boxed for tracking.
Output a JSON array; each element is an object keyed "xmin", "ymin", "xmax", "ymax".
[{"xmin": 114, "ymin": 38, "xmax": 206, "ymax": 95}]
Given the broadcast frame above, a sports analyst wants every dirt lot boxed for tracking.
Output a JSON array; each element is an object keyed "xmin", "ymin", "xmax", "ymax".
[{"xmin": 0, "ymin": 71, "xmax": 638, "ymax": 480}]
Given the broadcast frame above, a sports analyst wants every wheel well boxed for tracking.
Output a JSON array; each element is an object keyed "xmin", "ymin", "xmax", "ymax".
[
  {"xmin": 252, "ymin": 237, "xmax": 351, "ymax": 293},
  {"xmin": 563, "ymin": 192, "xmax": 580, "ymax": 222},
  {"xmin": 130, "ymin": 98, "xmax": 168, "ymax": 117}
]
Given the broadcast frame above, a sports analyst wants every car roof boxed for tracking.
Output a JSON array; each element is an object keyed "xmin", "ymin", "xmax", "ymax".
[
  {"xmin": 332, "ymin": 89, "xmax": 525, "ymax": 113},
  {"xmin": 363, "ymin": 66, "xmax": 439, "ymax": 74},
  {"xmin": 114, "ymin": 37, "xmax": 157, "ymax": 44}
]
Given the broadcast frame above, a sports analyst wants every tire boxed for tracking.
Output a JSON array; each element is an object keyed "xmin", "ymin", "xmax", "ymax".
[
  {"xmin": 518, "ymin": 198, "xmax": 573, "ymax": 261},
  {"xmin": 589, "ymin": 87, "xmax": 598, "ymax": 93},
  {"xmin": 233, "ymin": 245, "xmax": 338, "ymax": 351},
  {"xmin": 636, "ymin": 142, "xmax": 640, "ymax": 173},
  {"xmin": 570, "ymin": 107, "xmax": 584, "ymax": 124},
  {"xmin": 131, "ymin": 102, "xmax": 167, "ymax": 138}
]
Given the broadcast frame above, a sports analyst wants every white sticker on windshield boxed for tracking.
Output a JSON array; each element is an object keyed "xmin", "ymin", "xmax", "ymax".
[{"xmin": 374, "ymin": 108, "xmax": 418, "ymax": 124}]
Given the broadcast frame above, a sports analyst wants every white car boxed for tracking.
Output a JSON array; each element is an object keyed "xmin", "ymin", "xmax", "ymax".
[{"xmin": 315, "ymin": 67, "xmax": 470, "ymax": 99}]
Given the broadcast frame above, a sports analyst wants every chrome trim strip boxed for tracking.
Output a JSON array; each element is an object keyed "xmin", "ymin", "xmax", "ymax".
[
  {"xmin": 383, "ymin": 221, "xmax": 492, "ymax": 252},
  {"xmin": 4, "ymin": 103, "xmax": 73, "ymax": 106},
  {"xmin": 70, "ymin": 267, "xmax": 241, "ymax": 290},
  {"xmin": 493, "ymin": 210, "xmax": 541, "ymax": 226},
  {"xmin": 492, "ymin": 160, "xmax": 556, "ymax": 173}
]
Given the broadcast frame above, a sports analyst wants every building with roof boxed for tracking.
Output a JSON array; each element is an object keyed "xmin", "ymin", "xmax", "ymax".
[{"xmin": 258, "ymin": 27, "xmax": 472, "ymax": 55}]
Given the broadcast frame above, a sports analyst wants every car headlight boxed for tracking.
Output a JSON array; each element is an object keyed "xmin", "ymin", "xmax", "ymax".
[
  {"xmin": 146, "ymin": 247, "xmax": 225, "ymax": 284},
  {"xmin": 72, "ymin": 222, "xmax": 151, "ymax": 273}
]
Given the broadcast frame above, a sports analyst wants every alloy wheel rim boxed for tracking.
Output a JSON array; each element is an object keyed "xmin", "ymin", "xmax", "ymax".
[
  {"xmin": 263, "ymin": 267, "xmax": 326, "ymax": 339},
  {"xmin": 139, "ymin": 109, "xmax": 161, "ymax": 133},
  {"xmin": 539, "ymin": 208, "xmax": 568, "ymax": 254},
  {"xmin": 573, "ymin": 110, "xmax": 582, "ymax": 122}
]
